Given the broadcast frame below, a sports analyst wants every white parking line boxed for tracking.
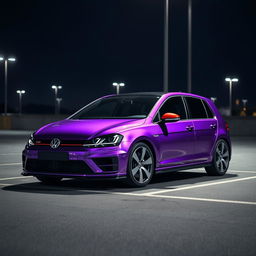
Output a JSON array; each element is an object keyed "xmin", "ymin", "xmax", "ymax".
[
  {"xmin": 0, "ymin": 182, "xmax": 254, "ymax": 205},
  {"xmin": 113, "ymin": 193, "xmax": 256, "ymax": 206},
  {"xmin": 230, "ymin": 170, "xmax": 256, "ymax": 174},
  {"xmin": 140, "ymin": 176, "xmax": 256, "ymax": 196},
  {"xmin": 0, "ymin": 176, "xmax": 255, "ymax": 206},
  {"xmin": 0, "ymin": 153, "xmax": 20, "ymax": 156},
  {"xmin": 0, "ymin": 163, "xmax": 21, "ymax": 166},
  {"xmin": 0, "ymin": 176, "xmax": 32, "ymax": 181},
  {"xmin": 59, "ymin": 190, "xmax": 256, "ymax": 206}
]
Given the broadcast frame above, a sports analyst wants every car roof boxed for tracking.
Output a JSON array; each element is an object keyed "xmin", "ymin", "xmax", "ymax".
[
  {"xmin": 106, "ymin": 92, "xmax": 208, "ymax": 99},
  {"xmin": 110, "ymin": 92, "xmax": 165, "ymax": 97}
]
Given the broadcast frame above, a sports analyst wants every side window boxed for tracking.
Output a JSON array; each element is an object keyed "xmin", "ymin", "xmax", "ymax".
[
  {"xmin": 158, "ymin": 97, "xmax": 187, "ymax": 120},
  {"xmin": 202, "ymin": 100, "xmax": 214, "ymax": 118},
  {"xmin": 185, "ymin": 97, "xmax": 207, "ymax": 119}
]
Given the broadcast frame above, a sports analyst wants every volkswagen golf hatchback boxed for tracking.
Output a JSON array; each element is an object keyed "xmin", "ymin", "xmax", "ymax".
[{"xmin": 22, "ymin": 92, "xmax": 231, "ymax": 187}]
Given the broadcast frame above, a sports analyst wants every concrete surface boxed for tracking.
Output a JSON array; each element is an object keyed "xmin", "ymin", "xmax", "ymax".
[{"xmin": 0, "ymin": 132, "xmax": 255, "ymax": 256}]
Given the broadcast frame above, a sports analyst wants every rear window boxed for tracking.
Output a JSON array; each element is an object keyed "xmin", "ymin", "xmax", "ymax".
[{"xmin": 185, "ymin": 97, "xmax": 207, "ymax": 119}]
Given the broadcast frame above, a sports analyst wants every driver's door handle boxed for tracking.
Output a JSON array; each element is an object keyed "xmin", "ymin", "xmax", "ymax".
[
  {"xmin": 210, "ymin": 124, "xmax": 216, "ymax": 129},
  {"xmin": 186, "ymin": 125, "xmax": 194, "ymax": 131}
]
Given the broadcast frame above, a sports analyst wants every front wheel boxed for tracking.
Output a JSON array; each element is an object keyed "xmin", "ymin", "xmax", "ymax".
[
  {"xmin": 126, "ymin": 142, "xmax": 155, "ymax": 187},
  {"xmin": 36, "ymin": 175, "xmax": 62, "ymax": 184},
  {"xmin": 205, "ymin": 139, "xmax": 230, "ymax": 176}
]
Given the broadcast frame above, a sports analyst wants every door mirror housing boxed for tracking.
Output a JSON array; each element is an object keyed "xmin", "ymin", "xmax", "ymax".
[{"xmin": 161, "ymin": 113, "xmax": 180, "ymax": 122}]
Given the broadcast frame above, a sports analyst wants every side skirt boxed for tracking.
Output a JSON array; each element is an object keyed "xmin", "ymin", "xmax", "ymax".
[{"xmin": 155, "ymin": 163, "xmax": 211, "ymax": 175}]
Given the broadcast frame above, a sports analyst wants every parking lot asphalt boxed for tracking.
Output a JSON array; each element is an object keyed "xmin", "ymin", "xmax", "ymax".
[{"xmin": 0, "ymin": 131, "xmax": 255, "ymax": 256}]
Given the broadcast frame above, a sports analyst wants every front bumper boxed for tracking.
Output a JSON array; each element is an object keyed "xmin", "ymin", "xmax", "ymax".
[{"xmin": 22, "ymin": 146, "xmax": 128, "ymax": 178}]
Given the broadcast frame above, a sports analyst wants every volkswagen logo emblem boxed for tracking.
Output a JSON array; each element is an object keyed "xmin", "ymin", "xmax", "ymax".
[{"xmin": 50, "ymin": 138, "xmax": 61, "ymax": 149}]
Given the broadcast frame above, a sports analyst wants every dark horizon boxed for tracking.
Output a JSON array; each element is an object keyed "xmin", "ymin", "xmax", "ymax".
[{"xmin": 0, "ymin": 0, "xmax": 255, "ymax": 113}]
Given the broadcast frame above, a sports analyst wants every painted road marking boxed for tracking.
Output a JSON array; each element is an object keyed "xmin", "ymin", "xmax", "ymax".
[
  {"xmin": 113, "ymin": 193, "xmax": 256, "ymax": 206},
  {"xmin": 230, "ymin": 170, "xmax": 256, "ymax": 174},
  {"xmin": 81, "ymin": 190, "xmax": 256, "ymax": 206},
  {"xmin": 0, "ymin": 182, "xmax": 255, "ymax": 205},
  {"xmin": 36, "ymin": 189, "xmax": 256, "ymax": 206},
  {"xmin": 0, "ymin": 176, "xmax": 32, "ymax": 181},
  {"xmin": 0, "ymin": 153, "xmax": 20, "ymax": 156},
  {"xmin": 0, "ymin": 163, "xmax": 21, "ymax": 166},
  {"xmin": 0, "ymin": 177, "xmax": 255, "ymax": 206},
  {"xmin": 139, "ymin": 175, "xmax": 256, "ymax": 196}
]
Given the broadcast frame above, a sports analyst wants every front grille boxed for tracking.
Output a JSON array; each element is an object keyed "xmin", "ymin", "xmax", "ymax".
[
  {"xmin": 26, "ymin": 159, "xmax": 94, "ymax": 175},
  {"xmin": 34, "ymin": 139, "xmax": 86, "ymax": 147},
  {"xmin": 93, "ymin": 157, "xmax": 118, "ymax": 172}
]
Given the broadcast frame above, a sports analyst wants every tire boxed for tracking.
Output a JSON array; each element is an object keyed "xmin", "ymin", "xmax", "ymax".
[
  {"xmin": 205, "ymin": 139, "xmax": 230, "ymax": 176},
  {"xmin": 126, "ymin": 142, "xmax": 155, "ymax": 187},
  {"xmin": 36, "ymin": 175, "xmax": 62, "ymax": 184}
]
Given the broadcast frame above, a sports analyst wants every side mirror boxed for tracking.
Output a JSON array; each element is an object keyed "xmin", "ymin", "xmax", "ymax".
[{"xmin": 161, "ymin": 113, "xmax": 180, "ymax": 122}]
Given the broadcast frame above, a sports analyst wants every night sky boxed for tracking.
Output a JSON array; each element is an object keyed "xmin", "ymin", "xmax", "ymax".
[{"xmin": 0, "ymin": 0, "xmax": 255, "ymax": 113}]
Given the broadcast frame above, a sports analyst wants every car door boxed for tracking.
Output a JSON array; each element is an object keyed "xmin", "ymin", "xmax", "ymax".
[
  {"xmin": 153, "ymin": 96, "xmax": 196, "ymax": 167},
  {"xmin": 184, "ymin": 97, "xmax": 217, "ymax": 163}
]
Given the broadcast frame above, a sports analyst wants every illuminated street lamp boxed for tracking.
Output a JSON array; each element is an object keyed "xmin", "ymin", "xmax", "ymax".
[
  {"xmin": 112, "ymin": 82, "xmax": 125, "ymax": 95},
  {"xmin": 0, "ymin": 56, "xmax": 16, "ymax": 115},
  {"xmin": 16, "ymin": 90, "xmax": 25, "ymax": 115},
  {"xmin": 51, "ymin": 85, "xmax": 62, "ymax": 114},
  {"xmin": 56, "ymin": 98, "xmax": 62, "ymax": 115},
  {"xmin": 210, "ymin": 97, "xmax": 217, "ymax": 103},
  {"xmin": 225, "ymin": 77, "xmax": 239, "ymax": 116}
]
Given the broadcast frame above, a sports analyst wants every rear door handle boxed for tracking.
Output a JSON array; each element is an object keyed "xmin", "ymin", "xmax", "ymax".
[
  {"xmin": 186, "ymin": 126, "xmax": 194, "ymax": 131},
  {"xmin": 210, "ymin": 124, "xmax": 216, "ymax": 129}
]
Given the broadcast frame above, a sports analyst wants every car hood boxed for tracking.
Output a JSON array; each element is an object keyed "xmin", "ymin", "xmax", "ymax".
[{"xmin": 35, "ymin": 118, "xmax": 145, "ymax": 140}]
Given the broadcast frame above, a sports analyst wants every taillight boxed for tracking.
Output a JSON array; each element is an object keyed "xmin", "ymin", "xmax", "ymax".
[{"xmin": 225, "ymin": 122, "xmax": 230, "ymax": 131}]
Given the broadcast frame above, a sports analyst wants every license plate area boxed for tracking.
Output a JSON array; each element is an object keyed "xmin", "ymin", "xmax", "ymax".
[{"xmin": 38, "ymin": 151, "xmax": 69, "ymax": 161}]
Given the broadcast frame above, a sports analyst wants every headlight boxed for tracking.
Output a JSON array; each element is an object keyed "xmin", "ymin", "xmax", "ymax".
[
  {"xmin": 27, "ymin": 133, "xmax": 35, "ymax": 146},
  {"xmin": 83, "ymin": 134, "xmax": 123, "ymax": 148}
]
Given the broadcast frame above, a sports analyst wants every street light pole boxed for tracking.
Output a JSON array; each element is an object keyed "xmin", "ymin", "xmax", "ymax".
[
  {"xmin": 16, "ymin": 90, "xmax": 25, "ymax": 115},
  {"xmin": 113, "ymin": 82, "xmax": 125, "ymax": 94},
  {"xmin": 163, "ymin": 0, "xmax": 169, "ymax": 93},
  {"xmin": 225, "ymin": 77, "xmax": 238, "ymax": 116},
  {"xmin": 4, "ymin": 60, "xmax": 8, "ymax": 115},
  {"xmin": 187, "ymin": 0, "xmax": 192, "ymax": 93},
  {"xmin": 51, "ymin": 85, "xmax": 62, "ymax": 114},
  {"xmin": 0, "ymin": 57, "xmax": 16, "ymax": 115},
  {"xmin": 56, "ymin": 98, "xmax": 62, "ymax": 115}
]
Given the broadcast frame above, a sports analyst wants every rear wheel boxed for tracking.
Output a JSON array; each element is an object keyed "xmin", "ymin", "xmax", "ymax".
[
  {"xmin": 36, "ymin": 175, "xmax": 62, "ymax": 184},
  {"xmin": 126, "ymin": 142, "xmax": 154, "ymax": 187},
  {"xmin": 205, "ymin": 139, "xmax": 230, "ymax": 176}
]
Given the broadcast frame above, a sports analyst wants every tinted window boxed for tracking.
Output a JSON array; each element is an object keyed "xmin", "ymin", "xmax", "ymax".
[
  {"xmin": 158, "ymin": 97, "xmax": 187, "ymax": 119},
  {"xmin": 186, "ymin": 97, "xmax": 207, "ymax": 119},
  {"xmin": 203, "ymin": 101, "xmax": 214, "ymax": 118},
  {"xmin": 71, "ymin": 96, "xmax": 159, "ymax": 119}
]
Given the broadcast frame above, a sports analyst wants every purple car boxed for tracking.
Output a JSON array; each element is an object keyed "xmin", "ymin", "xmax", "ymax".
[{"xmin": 22, "ymin": 92, "xmax": 231, "ymax": 187}]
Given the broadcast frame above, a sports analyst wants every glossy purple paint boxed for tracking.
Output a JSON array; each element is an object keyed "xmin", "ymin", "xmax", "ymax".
[{"xmin": 22, "ymin": 92, "xmax": 231, "ymax": 179}]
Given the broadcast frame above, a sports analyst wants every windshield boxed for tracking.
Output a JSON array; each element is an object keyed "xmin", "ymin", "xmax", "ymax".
[{"xmin": 70, "ymin": 96, "xmax": 160, "ymax": 119}]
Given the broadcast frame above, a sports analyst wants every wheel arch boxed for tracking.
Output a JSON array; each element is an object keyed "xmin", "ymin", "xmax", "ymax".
[
  {"xmin": 216, "ymin": 136, "xmax": 232, "ymax": 160},
  {"xmin": 128, "ymin": 137, "xmax": 158, "ymax": 168}
]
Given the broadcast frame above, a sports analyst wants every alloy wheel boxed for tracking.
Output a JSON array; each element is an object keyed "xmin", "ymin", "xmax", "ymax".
[
  {"xmin": 131, "ymin": 145, "xmax": 153, "ymax": 184},
  {"xmin": 215, "ymin": 141, "xmax": 230, "ymax": 173}
]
